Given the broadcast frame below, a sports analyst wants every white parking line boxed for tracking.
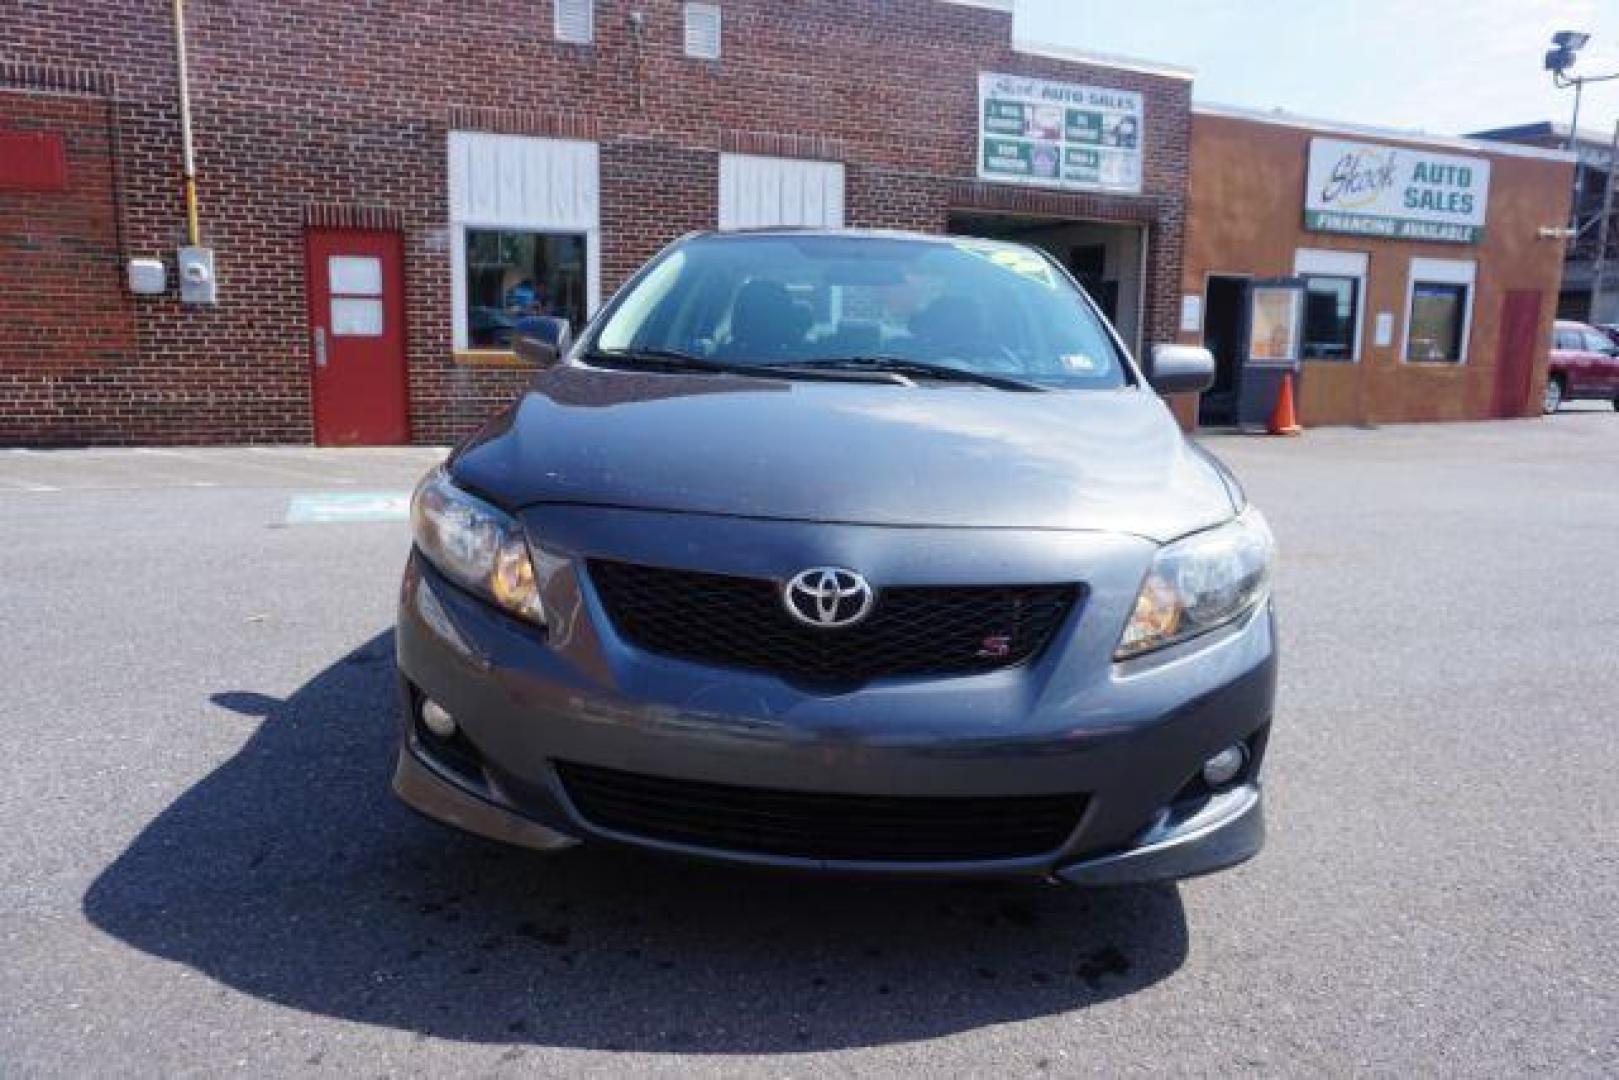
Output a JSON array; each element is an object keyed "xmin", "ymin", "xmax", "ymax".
[
  {"xmin": 209, "ymin": 453, "xmax": 360, "ymax": 483},
  {"xmin": 285, "ymin": 491, "xmax": 412, "ymax": 524}
]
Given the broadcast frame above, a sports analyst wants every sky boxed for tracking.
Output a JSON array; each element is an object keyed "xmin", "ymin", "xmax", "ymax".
[{"xmin": 1015, "ymin": 0, "xmax": 1619, "ymax": 140}]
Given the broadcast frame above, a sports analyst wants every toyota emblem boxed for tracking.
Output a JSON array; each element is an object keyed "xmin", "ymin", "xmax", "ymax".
[{"xmin": 782, "ymin": 567, "xmax": 875, "ymax": 628}]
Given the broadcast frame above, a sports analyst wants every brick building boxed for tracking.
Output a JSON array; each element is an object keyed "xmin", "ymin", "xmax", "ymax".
[
  {"xmin": 1177, "ymin": 107, "xmax": 1574, "ymax": 429},
  {"xmin": 0, "ymin": 0, "xmax": 1192, "ymax": 445}
]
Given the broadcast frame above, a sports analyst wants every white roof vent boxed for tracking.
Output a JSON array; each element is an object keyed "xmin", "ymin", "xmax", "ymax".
[
  {"xmin": 684, "ymin": 3, "xmax": 722, "ymax": 60},
  {"xmin": 555, "ymin": 0, "xmax": 594, "ymax": 44}
]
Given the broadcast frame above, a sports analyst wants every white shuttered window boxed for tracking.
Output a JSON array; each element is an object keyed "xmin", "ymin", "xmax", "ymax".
[
  {"xmin": 718, "ymin": 154, "xmax": 845, "ymax": 230},
  {"xmin": 684, "ymin": 3, "xmax": 722, "ymax": 59},
  {"xmin": 554, "ymin": 0, "xmax": 593, "ymax": 44},
  {"xmin": 447, "ymin": 131, "xmax": 601, "ymax": 350}
]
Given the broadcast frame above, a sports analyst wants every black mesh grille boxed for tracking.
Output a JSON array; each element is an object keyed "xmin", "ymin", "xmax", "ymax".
[
  {"xmin": 587, "ymin": 560, "xmax": 1079, "ymax": 684},
  {"xmin": 556, "ymin": 761, "xmax": 1087, "ymax": 862}
]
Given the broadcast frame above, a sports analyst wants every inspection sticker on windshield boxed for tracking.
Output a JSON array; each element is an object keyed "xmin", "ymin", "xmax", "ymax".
[
  {"xmin": 285, "ymin": 491, "xmax": 411, "ymax": 525},
  {"xmin": 950, "ymin": 240, "xmax": 1057, "ymax": 287}
]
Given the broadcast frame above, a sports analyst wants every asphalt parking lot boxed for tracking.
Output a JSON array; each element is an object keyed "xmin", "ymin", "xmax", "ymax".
[{"xmin": 3, "ymin": 409, "xmax": 1616, "ymax": 1076}]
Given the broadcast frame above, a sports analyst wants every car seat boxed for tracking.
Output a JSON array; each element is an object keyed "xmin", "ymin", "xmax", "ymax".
[{"xmin": 721, "ymin": 280, "xmax": 808, "ymax": 360}]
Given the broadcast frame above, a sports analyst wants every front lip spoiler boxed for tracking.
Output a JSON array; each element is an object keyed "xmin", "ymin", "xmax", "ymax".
[
  {"xmin": 1052, "ymin": 784, "xmax": 1264, "ymax": 887},
  {"xmin": 392, "ymin": 745, "xmax": 579, "ymax": 852},
  {"xmin": 393, "ymin": 736, "xmax": 1264, "ymax": 885}
]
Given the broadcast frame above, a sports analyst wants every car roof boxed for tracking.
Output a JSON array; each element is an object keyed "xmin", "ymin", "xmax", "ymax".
[{"xmin": 1555, "ymin": 319, "xmax": 1595, "ymax": 330}]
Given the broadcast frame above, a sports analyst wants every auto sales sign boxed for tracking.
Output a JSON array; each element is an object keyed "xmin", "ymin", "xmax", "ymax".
[{"xmin": 1304, "ymin": 137, "xmax": 1490, "ymax": 243}]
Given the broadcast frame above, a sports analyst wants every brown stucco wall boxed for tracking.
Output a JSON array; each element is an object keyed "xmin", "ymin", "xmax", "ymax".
[{"xmin": 1180, "ymin": 112, "xmax": 1573, "ymax": 428}]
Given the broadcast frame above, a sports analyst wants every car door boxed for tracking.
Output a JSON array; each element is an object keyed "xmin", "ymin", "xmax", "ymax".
[
  {"xmin": 1576, "ymin": 329, "xmax": 1612, "ymax": 395},
  {"xmin": 1589, "ymin": 329, "xmax": 1619, "ymax": 394},
  {"xmin": 1559, "ymin": 328, "xmax": 1595, "ymax": 396},
  {"xmin": 1550, "ymin": 328, "xmax": 1578, "ymax": 392}
]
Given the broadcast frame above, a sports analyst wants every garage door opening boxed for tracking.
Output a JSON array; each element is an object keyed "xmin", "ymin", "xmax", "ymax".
[{"xmin": 948, "ymin": 212, "xmax": 1146, "ymax": 357}]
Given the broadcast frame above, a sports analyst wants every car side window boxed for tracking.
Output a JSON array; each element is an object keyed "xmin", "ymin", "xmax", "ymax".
[
  {"xmin": 1584, "ymin": 331, "xmax": 1614, "ymax": 354},
  {"xmin": 1555, "ymin": 330, "xmax": 1579, "ymax": 350}
]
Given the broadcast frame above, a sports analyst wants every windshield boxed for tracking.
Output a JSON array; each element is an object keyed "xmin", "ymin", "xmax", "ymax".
[{"xmin": 589, "ymin": 233, "xmax": 1131, "ymax": 389}]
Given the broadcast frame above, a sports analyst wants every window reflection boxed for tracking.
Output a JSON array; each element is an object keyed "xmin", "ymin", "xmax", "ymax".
[{"xmin": 464, "ymin": 230, "xmax": 587, "ymax": 349}]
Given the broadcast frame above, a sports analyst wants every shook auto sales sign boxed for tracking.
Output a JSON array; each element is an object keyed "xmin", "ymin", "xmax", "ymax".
[
  {"xmin": 1304, "ymin": 137, "xmax": 1490, "ymax": 243},
  {"xmin": 978, "ymin": 72, "xmax": 1144, "ymax": 194}
]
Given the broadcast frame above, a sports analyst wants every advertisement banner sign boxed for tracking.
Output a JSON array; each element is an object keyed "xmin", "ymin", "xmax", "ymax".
[
  {"xmin": 977, "ymin": 72, "xmax": 1143, "ymax": 194},
  {"xmin": 1304, "ymin": 137, "xmax": 1490, "ymax": 244}
]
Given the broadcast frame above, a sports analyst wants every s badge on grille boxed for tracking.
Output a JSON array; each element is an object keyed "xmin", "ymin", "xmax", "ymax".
[{"xmin": 782, "ymin": 567, "xmax": 875, "ymax": 628}]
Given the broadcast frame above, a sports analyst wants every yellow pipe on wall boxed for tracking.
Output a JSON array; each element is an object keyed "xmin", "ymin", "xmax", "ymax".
[{"xmin": 171, "ymin": 0, "xmax": 201, "ymax": 247}]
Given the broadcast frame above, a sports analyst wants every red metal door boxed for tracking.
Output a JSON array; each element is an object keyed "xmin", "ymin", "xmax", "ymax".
[
  {"xmin": 304, "ymin": 229, "xmax": 409, "ymax": 445},
  {"xmin": 1492, "ymin": 290, "xmax": 1542, "ymax": 418}
]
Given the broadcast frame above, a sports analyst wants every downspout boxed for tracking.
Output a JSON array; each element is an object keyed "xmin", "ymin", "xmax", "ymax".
[{"xmin": 171, "ymin": 0, "xmax": 201, "ymax": 246}]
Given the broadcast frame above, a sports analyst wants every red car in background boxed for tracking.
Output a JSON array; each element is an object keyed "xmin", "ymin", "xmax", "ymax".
[{"xmin": 1546, "ymin": 320, "xmax": 1619, "ymax": 413}]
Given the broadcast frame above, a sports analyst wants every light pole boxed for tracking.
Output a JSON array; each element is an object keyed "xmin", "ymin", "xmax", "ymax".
[
  {"xmin": 1546, "ymin": 32, "xmax": 1591, "ymax": 151},
  {"xmin": 1546, "ymin": 31, "xmax": 1619, "ymax": 319}
]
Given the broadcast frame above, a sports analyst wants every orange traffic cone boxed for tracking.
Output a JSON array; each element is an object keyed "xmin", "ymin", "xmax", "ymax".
[{"xmin": 1268, "ymin": 372, "xmax": 1302, "ymax": 436}]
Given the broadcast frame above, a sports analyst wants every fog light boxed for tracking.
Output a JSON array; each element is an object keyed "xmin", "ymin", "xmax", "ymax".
[
  {"xmin": 420, "ymin": 698, "xmax": 457, "ymax": 739},
  {"xmin": 1201, "ymin": 745, "xmax": 1248, "ymax": 788}
]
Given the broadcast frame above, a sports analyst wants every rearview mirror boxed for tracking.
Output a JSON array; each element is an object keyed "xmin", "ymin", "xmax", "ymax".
[
  {"xmin": 1148, "ymin": 344, "xmax": 1216, "ymax": 395},
  {"xmin": 512, "ymin": 316, "xmax": 573, "ymax": 369}
]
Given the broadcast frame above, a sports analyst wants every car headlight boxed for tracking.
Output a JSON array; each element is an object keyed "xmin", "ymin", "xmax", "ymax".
[
  {"xmin": 1116, "ymin": 508, "xmax": 1274, "ymax": 660},
  {"xmin": 410, "ymin": 467, "xmax": 546, "ymax": 627}
]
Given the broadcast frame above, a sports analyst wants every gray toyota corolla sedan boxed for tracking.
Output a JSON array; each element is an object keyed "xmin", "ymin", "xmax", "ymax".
[{"xmin": 394, "ymin": 230, "xmax": 1276, "ymax": 885}]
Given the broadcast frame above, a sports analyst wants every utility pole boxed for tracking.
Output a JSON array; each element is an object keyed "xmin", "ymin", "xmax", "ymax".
[
  {"xmin": 1545, "ymin": 32, "xmax": 1619, "ymax": 311},
  {"xmin": 1591, "ymin": 120, "xmax": 1619, "ymax": 323}
]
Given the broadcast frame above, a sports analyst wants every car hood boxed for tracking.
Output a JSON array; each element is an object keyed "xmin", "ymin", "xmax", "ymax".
[{"xmin": 451, "ymin": 366, "xmax": 1238, "ymax": 542}]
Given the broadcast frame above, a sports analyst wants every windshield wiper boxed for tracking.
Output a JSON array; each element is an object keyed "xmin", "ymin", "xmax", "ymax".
[
  {"xmin": 582, "ymin": 348, "xmax": 909, "ymax": 385},
  {"xmin": 583, "ymin": 347, "xmax": 754, "ymax": 375},
  {"xmin": 768, "ymin": 356, "xmax": 1046, "ymax": 392}
]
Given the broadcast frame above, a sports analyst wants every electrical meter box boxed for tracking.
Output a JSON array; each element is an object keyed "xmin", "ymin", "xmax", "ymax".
[
  {"xmin": 127, "ymin": 257, "xmax": 167, "ymax": 296},
  {"xmin": 177, "ymin": 246, "xmax": 217, "ymax": 304}
]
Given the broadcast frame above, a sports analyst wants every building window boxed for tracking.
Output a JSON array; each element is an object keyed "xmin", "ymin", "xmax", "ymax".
[
  {"xmin": 1293, "ymin": 248, "xmax": 1366, "ymax": 361},
  {"xmin": 1406, "ymin": 283, "xmax": 1468, "ymax": 362},
  {"xmin": 448, "ymin": 131, "xmax": 600, "ymax": 353},
  {"xmin": 684, "ymin": 3, "xmax": 721, "ymax": 59},
  {"xmin": 1402, "ymin": 257, "xmax": 1476, "ymax": 364},
  {"xmin": 328, "ymin": 256, "xmax": 385, "ymax": 337},
  {"xmin": 1401, "ymin": 256, "xmax": 1476, "ymax": 364},
  {"xmin": 463, "ymin": 231, "xmax": 588, "ymax": 348},
  {"xmin": 554, "ymin": 0, "xmax": 593, "ymax": 44},
  {"xmin": 1301, "ymin": 275, "xmax": 1359, "ymax": 361}
]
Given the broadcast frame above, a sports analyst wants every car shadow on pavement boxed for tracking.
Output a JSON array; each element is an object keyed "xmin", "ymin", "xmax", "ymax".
[{"xmin": 83, "ymin": 632, "xmax": 1188, "ymax": 1054}]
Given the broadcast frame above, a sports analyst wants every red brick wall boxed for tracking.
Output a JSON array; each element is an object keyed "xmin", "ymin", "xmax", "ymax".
[
  {"xmin": 0, "ymin": 88, "xmax": 139, "ymax": 443},
  {"xmin": 0, "ymin": 0, "xmax": 1191, "ymax": 445}
]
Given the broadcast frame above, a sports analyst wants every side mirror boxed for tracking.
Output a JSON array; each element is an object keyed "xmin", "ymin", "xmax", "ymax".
[
  {"xmin": 1148, "ymin": 344, "xmax": 1216, "ymax": 395},
  {"xmin": 512, "ymin": 316, "xmax": 572, "ymax": 369}
]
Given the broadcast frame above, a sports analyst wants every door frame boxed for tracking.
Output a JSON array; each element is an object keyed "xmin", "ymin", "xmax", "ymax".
[
  {"xmin": 1198, "ymin": 270, "xmax": 1252, "ymax": 427},
  {"xmin": 302, "ymin": 227, "xmax": 411, "ymax": 446}
]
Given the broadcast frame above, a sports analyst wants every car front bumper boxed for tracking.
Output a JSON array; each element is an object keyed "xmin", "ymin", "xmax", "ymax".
[
  {"xmin": 393, "ymin": 507, "xmax": 1277, "ymax": 885},
  {"xmin": 393, "ymin": 737, "xmax": 1265, "ymax": 886}
]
